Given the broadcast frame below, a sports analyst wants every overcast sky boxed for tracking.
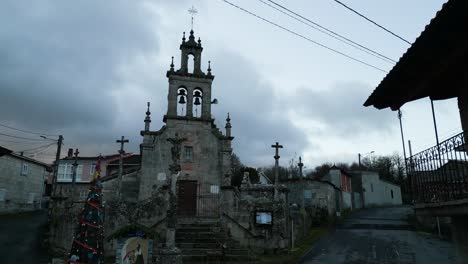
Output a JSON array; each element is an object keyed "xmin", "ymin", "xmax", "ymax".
[{"xmin": 0, "ymin": 0, "xmax": 460, "ymax": 169}]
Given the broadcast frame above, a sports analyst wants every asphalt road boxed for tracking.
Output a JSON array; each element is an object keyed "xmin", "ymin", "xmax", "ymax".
[
  {"xmin": 300, "ymin": 206, "xmax": 465, "ymax": 264},
  {"xmin": 0, "ymin": 210, "xmax": 50, "ymax": 264}
]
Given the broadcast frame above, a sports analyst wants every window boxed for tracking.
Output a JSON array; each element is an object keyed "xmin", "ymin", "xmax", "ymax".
[
  {"xmin": 21, "ymin": 163, "xmax": 29, "ymax": 176},
  {"xmin": 0, "ymin": 189, "xmax": 6, "ymax": 201},
  {"xmin": 304, "ymin": 190, "xmax": 312, "ymax": 199},
  {"xmin": 371, "ymin": 183, "xmax": 374, "ymax": 192},
  {"xmin": 90, "ymin": 164, "xmax": 96, "ymax": 176},
  {"xmin": 391, "ymin": 190, "xmax": 394, "ymax": 199},
  {"xmin": 210, "ymin": 185, "xmax": 219, "ymax": 194},
  {"xmin": 58, "ymin": 164, "xmax": 83, "ymax": 181},
  {"xmin": 184, "ymin": 146, "xmax": 193, "ymax": 162}
]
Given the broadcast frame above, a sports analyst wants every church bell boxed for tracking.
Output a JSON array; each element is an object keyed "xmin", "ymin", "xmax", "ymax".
[
  {"xmin": 178, "ymin": 95, "xmax": 186, "ymax": 104},
  {"xmin": 178, "ymin": 89, "xmax": 187, "ymax": 104},
  {"xmin": 194, "ymin": 90, "xmax": 202, "ymax": 105}
]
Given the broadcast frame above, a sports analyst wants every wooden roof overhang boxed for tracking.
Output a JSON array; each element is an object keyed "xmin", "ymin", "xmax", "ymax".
[{"xmin": 364, "ymin": 0, "xmax": 468, "ymax": 111}]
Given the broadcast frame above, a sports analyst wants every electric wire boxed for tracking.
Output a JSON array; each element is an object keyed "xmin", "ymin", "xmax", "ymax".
[
  {"xmin": 0, "ymin": 122, "xmax": 59, "ymax": 137},
  {"xmin": 332, "ymin": 0, "xmax": 412, "ymax": 45},
  {"xmin": 221, "ymin": 0, "xmax": 388, "ymax": 73},
  {"xmin": 14, "ymin": 142, "xmax": 56, "ymax": 154},
  {"xmin": 0, "ymin": 132, "xmax": 55, "ymax": 141},
  {"xmin": 261, "ymin": 0, "xmax": 397, "ymax": 64}
]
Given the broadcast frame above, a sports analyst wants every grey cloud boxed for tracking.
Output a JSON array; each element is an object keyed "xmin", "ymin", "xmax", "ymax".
[
  {"xmin": 0, "ymin": 0, "xmax": 159, "ymax": 132},
  {"xmin": 289, "ymin": 82, "xmax": 395, "ymax": 137},
  {"xmin": 209, "ymin": 50, "xmax": 310, "ymax": 166}
]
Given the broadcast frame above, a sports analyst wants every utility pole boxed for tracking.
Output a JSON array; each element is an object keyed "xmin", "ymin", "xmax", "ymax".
[
  {"xmin": 116, "ymin": 136, "xmax": 129, "ymax": 199},
  {"xmin": 51, "ymin": 135, "xmax": 63, "ymax": 197},
  {"xmin": 71, "ymin": 149, "xmax": 79, "ymax": 202},
  {"xmin": 271, "ymin": 142, "xmax": 283, "ymax": 200}
]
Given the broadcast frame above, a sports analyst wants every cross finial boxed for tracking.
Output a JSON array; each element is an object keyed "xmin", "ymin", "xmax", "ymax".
[{"xmin": 188, "ymin": 6, "xmax": 198, "ymax": 30}]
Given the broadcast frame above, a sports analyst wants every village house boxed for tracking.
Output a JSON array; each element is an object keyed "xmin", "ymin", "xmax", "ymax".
[
  {"xmin": 349, "ymin": 170, "xmax": 402, "ymax": 208},
  {"xmin": 0, "ymin": 145, "xmax": 51, "ymax": 213},
  {"xmin": 322, "ymin": 166, "xmax": 353, "ymax": 210},
  {"xmin": 55, "ymin": 149, "xmax": 135, "ymax": 201},
  {"xmin": 281, "ymin": 177, "xmax": 341, "ymax": 216}
]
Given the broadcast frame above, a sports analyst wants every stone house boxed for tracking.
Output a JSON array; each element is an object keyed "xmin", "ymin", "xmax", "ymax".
[
  {"xmin": 0, "ymin": 145, "xmax": 51, "ymax": 213},
  {"xmin": 322, "ymin": 166, "xmax": 353, "ymax": 210},
  {"xmin": 350, "ymin": 170, "xmax": 402, "ymax": 207},
  {"xmin": 281, "ymin": 178, "xmax": 340, "ymax": 216}
]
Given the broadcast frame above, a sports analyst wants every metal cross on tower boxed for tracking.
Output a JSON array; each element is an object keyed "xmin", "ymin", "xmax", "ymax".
[{"xmin": 188, "ymin": 5, "xmax": 198, "ymax": 30}]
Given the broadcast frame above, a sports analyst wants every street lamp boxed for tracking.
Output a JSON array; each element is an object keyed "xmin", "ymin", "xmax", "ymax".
[{"xmin": 358, "ymin": 151, "xmax": 374, "ymax": 169}]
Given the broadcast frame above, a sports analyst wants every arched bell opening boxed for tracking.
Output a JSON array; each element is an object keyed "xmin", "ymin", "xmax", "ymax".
[
  {"xmin": 193, "ymin": 88, "xmax": 203, "ymax": 118},
  {"xmin": 187, "ymin": 53, "xmax": 195, "ymax": 74},
  {"xmin": 177, "ymin": 87, "xmax": 187, "ymax": 116}
]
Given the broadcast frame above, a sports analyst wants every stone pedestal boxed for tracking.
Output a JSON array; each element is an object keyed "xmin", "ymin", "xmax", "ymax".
[
  {"xmin": 166, "ymin": 228, "xmax": 176, "ymax": 248},
  {"xmin": 154, "ymin": 247, "xmax": 182, "ymax": 264}
]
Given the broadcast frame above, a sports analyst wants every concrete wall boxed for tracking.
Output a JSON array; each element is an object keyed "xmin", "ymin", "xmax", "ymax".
[
  {"xmin": 342, "ymin": 191, "xmax": 352, "ymax": 210},
  {"xmin": 362, "ymin": 172, "xmax": 402, "ymax": 207},
  {"xmin": 323, "ymin": 169, "xmax": 341, "ymax": 188},
  {"xmin": 0, "ymin": 154, "xmax": 47, "ymax": 213}
]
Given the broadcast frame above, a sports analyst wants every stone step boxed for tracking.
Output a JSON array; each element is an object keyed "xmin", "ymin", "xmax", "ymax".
[
  {"xmin": 176, "ymin": 242, "xmax": 241, "ymax": 249},
  {"xmin": 176, "ymin": 232, "xmax": 228, "ymax": 239},
  {"xmin": 182, "ymin": 254, "xmax": 255, "ymax": 262},
  {"xmin": 179, "ymin": 248, "xmax": 249, "ymax": 256}
]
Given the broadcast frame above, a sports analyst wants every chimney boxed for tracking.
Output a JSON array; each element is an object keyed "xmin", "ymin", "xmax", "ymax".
[{"xmin": 67, "ymin": 148, "xmax": 73, "ymax": 158}]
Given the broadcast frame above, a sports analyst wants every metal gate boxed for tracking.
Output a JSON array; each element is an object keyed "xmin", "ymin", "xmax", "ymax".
[{"xmin": 197, "ymin": 183, "xmax": 220, "ymax": 217}]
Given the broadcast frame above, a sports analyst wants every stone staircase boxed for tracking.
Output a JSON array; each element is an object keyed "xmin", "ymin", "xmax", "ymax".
[{"xmin": 176, "ymin": 218, "xmax": 255, "ymax": 263}]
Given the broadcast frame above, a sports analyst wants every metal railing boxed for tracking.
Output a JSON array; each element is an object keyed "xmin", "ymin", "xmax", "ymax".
[{"xmin": 408, "ymin": 132, "xmax": 468, "ymax": 203}]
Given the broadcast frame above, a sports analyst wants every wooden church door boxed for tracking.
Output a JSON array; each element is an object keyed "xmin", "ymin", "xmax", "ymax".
[{"xmin": 177, "ymin": 180, "xmax": 197, "ymax": 216}]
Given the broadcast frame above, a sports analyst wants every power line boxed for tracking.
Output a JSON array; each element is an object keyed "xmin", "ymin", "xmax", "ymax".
[
  {"xmin": 260, "ymin": 0, "xmax": 396, "ymax": 64},
  {"xmin": 0, "ymin": 122, "xmax": 59, "ymax": 137},
  {"xmin": 222, "ymin": 0, "xmax": 388, "ymax": 73},
  {"xmin": 0, "ymin": 132, "xmax": 55, "ymax": 141},
  {"xmin": 15, "ymin": 142, "xmax": 56, "ymax": 153},
  {"xmin": 332, "ymin": 0, "xmax": 412, "ymax": 45}
]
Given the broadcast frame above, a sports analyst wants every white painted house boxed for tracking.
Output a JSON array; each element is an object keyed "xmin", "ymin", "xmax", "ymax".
[{"xmin": 351, "ymin": 171, "xmax": 402, "ymax": 207}]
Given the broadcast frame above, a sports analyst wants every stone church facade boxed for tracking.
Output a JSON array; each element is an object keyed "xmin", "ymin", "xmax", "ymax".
[
  {"xmin": 50, "ymin": 30, "xmax": 290, "ymax": 262},
  {"xmin": 138, "ymin": 29, "xmax": 234, "ymax": 216}
]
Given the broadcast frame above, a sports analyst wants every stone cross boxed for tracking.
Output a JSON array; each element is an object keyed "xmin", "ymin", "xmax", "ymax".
[
  {"xmin": 166, "ymin": 133, "xmax": 187, "ymax": 248},
  {"xmin": 116, "ymin": 136, "xmax": 129, "ymax": 199},
  {"xmin": 271, "ymin": 142, "xmax": 283, "ymax": 185},
  {"xmin": 298, "ymin": 156, "xmax": 304, "ymax": 178}
]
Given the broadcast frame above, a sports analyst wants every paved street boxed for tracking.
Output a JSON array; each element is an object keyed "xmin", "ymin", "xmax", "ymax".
[
  {"xmin": 300, "ymin": 206, "xmax": 464, "ymax": 264},
  {"xmin": 0, "ymin": 210, "xmax": 50, "ymax": 264}
]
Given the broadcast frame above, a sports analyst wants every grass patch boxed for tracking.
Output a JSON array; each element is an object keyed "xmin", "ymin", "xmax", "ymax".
[{"xmin": 257, "ymin": 226, "xmax": 328, "ymax": 264}]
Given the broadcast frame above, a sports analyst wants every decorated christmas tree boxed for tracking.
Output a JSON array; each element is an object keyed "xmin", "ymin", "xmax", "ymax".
[{"xmin": 69, "ymin": 158, "xmax": 105, "ymax": 264}]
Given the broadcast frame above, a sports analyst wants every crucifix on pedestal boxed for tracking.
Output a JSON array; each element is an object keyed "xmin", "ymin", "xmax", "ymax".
[
  {"xmin": 116, "ymin": 136, "xmax": 129, "ymax": 199},
  {"xmin": 271, "ymin": 142, "xmax": 283, "ymax": 200},
  {"xmin": 166, "ymin": 133, "xmax": 187, "ymax": 248}
]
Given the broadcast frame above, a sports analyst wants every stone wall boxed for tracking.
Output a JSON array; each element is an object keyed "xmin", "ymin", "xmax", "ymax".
[
  {"xmin": 221, "ymin": 185, "xmax": 289, "ymax": 253},
  {"xmin": 139, "ymin": 118, "xmax": 232, "ymax": 206},
  {"xmin": 0, "ymin": 154, "xmax": 47, "ymax": 213}
]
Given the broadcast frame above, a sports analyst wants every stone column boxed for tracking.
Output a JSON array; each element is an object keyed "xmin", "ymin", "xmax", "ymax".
[{"xmin": 186, "ymin": 86, "xmax": 193, "ymax": 117}]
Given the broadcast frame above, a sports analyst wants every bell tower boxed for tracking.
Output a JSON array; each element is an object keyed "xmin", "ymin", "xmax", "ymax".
[{"xmin": 165, "ymin": 30, "xmax": 214, "ymax": 122}]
